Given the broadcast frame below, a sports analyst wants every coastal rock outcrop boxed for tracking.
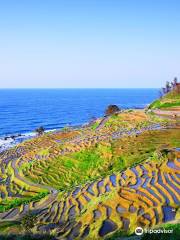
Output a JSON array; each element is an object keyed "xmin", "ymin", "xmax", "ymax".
[{"xmin": 105, "ymin": 105, "xmax": 120, "ymax": 116}]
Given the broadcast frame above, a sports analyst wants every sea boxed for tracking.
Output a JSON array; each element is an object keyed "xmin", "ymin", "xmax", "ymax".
[{"xmin": 0, "ymin": 88, "xmax": 159, "ymax": 152}]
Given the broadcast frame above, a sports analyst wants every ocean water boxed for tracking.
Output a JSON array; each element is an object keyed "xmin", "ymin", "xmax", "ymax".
[{"xmin": 0, "ymin": 88, "xmax": 159, "ymax": 151}]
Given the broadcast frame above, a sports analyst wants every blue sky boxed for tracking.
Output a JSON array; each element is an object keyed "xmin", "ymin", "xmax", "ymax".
[{"xmin": 0, "ymin": 0, "xmax": 180, "ymax": 88}]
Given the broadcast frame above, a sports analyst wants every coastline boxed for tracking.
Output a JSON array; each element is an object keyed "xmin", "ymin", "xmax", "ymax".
[
  {"xmin": 0, "ymin": 108, "xmax": 146, "ymax": 153},
  {"xmin": 0, "ymin": 105, "xmax": 179, "ymax": 238},
  {"xmin": 0, "ymin": 106, "xmax": 178, "ymax": 154}
]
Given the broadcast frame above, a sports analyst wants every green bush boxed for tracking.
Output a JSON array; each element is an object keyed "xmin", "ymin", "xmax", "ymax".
[{"xmin": 91, "ymin": 121, "xmax": 99, "ymax": 130}]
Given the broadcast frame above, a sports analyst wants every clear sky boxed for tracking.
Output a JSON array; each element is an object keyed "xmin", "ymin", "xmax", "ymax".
[{"xmin": 0, "ymin": 0, "xmax": 180, "ymax": 88}]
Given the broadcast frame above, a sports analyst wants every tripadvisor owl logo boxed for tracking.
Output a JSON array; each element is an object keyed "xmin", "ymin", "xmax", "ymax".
[{"xmin": 135, "ymin": 227, "xmax": 144, "ymax": 235}]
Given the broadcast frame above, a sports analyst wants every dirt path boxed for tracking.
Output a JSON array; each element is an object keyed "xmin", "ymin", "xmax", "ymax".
[
  {"xmin": 96, "ymin": 116, "xmax": 110, "ymax": 130},
  {"xmin": 152, "ymin": 109, "xmax": 180, "ymax": 118}
]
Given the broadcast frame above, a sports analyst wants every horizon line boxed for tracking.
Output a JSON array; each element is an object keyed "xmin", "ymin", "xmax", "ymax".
[{"xmin": 0, "ymin": 87, "xmax": 160, "ymax": 90}]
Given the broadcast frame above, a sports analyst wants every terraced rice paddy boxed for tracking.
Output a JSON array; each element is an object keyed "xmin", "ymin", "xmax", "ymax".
[
  {"xmin": 21, "ymin": 128, "xmax": 180, "ymax": 190},
  {"xmin": 0, "ymin": 111, "xmax": 179, "ymax": 239},
  {"xmin": 0, "ymin": 148, "xmax": 179, "ymax": 239}
]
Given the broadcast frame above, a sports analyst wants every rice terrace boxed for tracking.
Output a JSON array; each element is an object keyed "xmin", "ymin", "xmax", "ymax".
[
  {"xmin": 0, "ymin": 1, "xmax": 180, "ymax": 239},
  {"xmin": 0, "ymin": 81, "xmax": 180, "ymax": 239}
]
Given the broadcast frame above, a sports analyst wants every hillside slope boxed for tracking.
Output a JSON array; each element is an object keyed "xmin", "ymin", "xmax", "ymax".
[
  {"xmin": 149, "ymin": 88, "xmax": 180, "ymax": 109},
  {"xmin": 0, "ymin": 110, "xmax": 179, "ymax": 239}
]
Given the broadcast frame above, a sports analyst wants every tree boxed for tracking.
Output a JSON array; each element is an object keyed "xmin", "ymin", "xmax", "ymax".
[
  {"xmin": 35, "ymin": 126, "xmax": 45, "ymax": 136},
  {"xmin": 105, "ymin": 105, "xmax": 120, "ymax": 116},
  {"xmin": 165, "ymin": 81, "xmax": 171, "ymax": 93},
  {"xmin": 162, "ymin": 87, "xmax": 167, "ymax": 95},
  {"xmin": 161, "ymin": 78, "xmax": 179, "ymax": 97},
  {"xmin": 171, "ymin": 77, "xmax": 178, "ymax": 89},
  {"xmin": 62, "ymin": 125, "xmax": 71, "ymax": 133},
  {"xmin": 173, "ymin": 77, "xmax": 178, "ymax": 85}
]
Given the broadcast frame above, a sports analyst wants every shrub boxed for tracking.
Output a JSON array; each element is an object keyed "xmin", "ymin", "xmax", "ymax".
[
  {"xmin": 105, "ymin": 105, "xmax": 120, "ymax": 116},
  {"xmin": 35, "ymin": 126, "xmax": 45, "ymax": 136}
]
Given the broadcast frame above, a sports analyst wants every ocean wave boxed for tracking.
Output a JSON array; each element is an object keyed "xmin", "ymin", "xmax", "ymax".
[
  {"xmin": 0, "ymin": 132, "xmax": 37, "ymax": 153},
  {"xmin": 0, "ymin": 138, "xmax": 16, "ymax": 153},
  {"xmin": 45, "ymin": 128, "xmax": 57, "ymax": 133},
  {"xmin": 22, "ymin": 132, "xmax": 37, "ymax": 138},
  {"xmin": 0, "ymin": 129, "xmax": 59, "ymax": 153},
  {"xmin": 0, "ymin": 138, "xmax": 14, "ymax": 147}
]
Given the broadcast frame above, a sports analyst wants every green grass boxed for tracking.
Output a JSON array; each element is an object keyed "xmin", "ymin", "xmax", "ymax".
[
  {"xmin": 74, "ymin": 150, "xmax": 102, "ymax": 171},
  {"xmin": 0, "ymin": 111, "xmax": 180, "ymax": 238},
  {"xmin": 111, "ymin": 128, "xmax": 180, "ymax": 169},
  {"xmin": 23, "ymin": 128, "xmax": 180, "ymax": 193},
  {"xmin": 91, "ymin": 121, "xmax": 100, "ymax": 130},
  {"xmin": 0, "ymin": 191, "xmax": 48, "ymax": 213},
  {"xmin": 149, "ymin": 99, "xmax": 180, "ymax": 109},
  {"xmin": 149, "ymin": 88, "xmax": 180, "ymax": 109},
  {"xmin": 63, "ymin": 159, "xmax": 75, "ymax": 169}
]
